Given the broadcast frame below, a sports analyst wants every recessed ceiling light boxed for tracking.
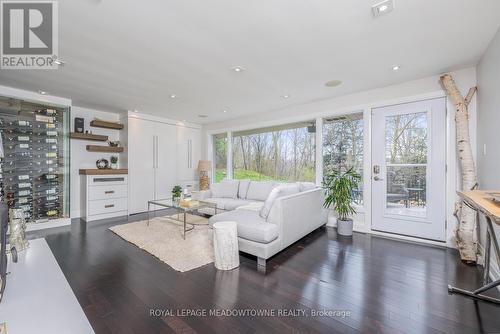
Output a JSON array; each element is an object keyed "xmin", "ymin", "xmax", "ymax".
[
  {"xmin": 38, "ymin": 90, "xmax": 48, "ymax": 95},
  {"xmin": 231, "ymin": 66, "xmax": 245, "ymax": 72},
  {"xmin": 222, "ymin": 110, "xmax": 228, "ymax": 113},
  {"xmin": 198, "ymin": 114, "xmax": 208, "ymax": 118},
  {"xmin": 53, "ymin": 58, "xmax": 66, "ymax": 66},
  {"xmin": 392, "ymin": 65, "xmax": 400, "ymax": 71},
  {"xmin": 282, "ymin": 94, "xmax": 290, "ymax": 99},
  {"xmin": 170, "ymin": 94, "xmax": 176, "ymax": 98},
  {"xmin": 372, "ymin": 0, "xmax": 394, "ymax": 17},
  {"xmin": 325, "ymin": 80, "xmax": 342, "ymax": 87},
  {"xmin": 182, "ymin": 119, "xmax": 186, "ymax": 122},
  {"xmin": 133, "ymin": 110, "xmax": 139, "ymax": 113}
]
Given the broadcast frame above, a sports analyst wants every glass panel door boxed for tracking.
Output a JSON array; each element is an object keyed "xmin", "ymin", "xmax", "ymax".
[
  {"xmin": 385, "ymin": 112, "xmax": 427, "ymax": 218},
  {"xmin": 372, "ymin": 98, "xmax": 446, "ymax": 241}
]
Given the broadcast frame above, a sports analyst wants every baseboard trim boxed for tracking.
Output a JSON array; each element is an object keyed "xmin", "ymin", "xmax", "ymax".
[{"xmin": 25, "ymin": 218, "xmax": 71, "ymax": 232}]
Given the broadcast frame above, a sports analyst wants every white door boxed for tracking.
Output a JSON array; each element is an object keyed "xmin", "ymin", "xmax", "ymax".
[
  {"xmin": 155, "ymin": 123, "xmax": 177, "ymax": 199},
  {"xmin": 128, "ymin": 117, "xmax": 155, "ymax": 214},
  {"xmin": 176, "ymin": 126, "xmax": 201, "ymax": 181},
  {"xmin": 371, "ymin": 98, "xmax": 446, "ymax": 241}
]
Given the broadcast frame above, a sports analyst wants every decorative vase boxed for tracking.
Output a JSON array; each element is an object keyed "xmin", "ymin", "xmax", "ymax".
[
  {"xmin": 337, "ymin": 218, "xmax": 353, "ymax": 236},
  {"xmin": 8, "ymin": 209, "xmax": 29, "ymax": 254},
  {"xmin": 173, "ymin": 197, "xmax": 180, "ymax": 207},
  {"xmin": 111, "ymin": 163, "xmax": 118, "ymax": 169}
]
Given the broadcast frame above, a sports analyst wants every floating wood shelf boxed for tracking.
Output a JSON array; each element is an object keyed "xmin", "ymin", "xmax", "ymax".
[
  {"xmin": 79, "ymin": 168, "xmax": 128, "ymax": 175},
  {"xmin": 70, "ymin": 132, "xmax": 108, "ymax": 141},
  {"xmin": 90, "ymin": 120, "xmax": 124, "ymax": 130},
  {"xmin": 86, "ymin": 145, "xmax": 124, "ymax": 153}
]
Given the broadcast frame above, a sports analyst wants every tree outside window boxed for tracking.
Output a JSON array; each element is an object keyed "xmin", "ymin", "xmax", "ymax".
[
  {"xmin": 323, "ymin": 113, "xmax": 364, "ymax": 204},
  {"xmin": 232, "ymin": 122, "xmax": 316, "ymax": 182},
  {"xmin": 213, "ymin": 133, "xmax": 227, "ymax": 183}
]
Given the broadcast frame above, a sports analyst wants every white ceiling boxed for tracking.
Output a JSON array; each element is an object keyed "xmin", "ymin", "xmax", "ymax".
[{"xmin": 1, "ymin": 0, "xmax": 500, "ymax": 124}]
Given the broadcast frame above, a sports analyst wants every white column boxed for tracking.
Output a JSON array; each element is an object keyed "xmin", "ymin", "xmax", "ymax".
[
  {"xmin": 226, "ymin": 132, "xmax": 233, "ymax": 180},
  {"xmin": 315, "ymin": 117, "xmax": 323, "ymax": 186},
  {"xmin": 362, "ymin": 108, "xmax": 372, "ymax": 233}
]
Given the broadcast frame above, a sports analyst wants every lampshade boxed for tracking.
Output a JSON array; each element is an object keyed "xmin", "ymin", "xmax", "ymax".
[{"xmin": 198, "ymin": 160, "xmax": 212, "ymax": 172}]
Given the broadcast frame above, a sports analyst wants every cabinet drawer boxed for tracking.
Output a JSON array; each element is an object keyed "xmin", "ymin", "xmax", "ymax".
[
  {"xmin": 89, "ymin": 175, "xmax": 127, "ymax": 186},
  {"xmin": 88, "ymin": 198, "xmax": 127, "ymax": 215},
  {"xmin": 88, "ymin": 185, "xmax": 127, "ymax": 200}
]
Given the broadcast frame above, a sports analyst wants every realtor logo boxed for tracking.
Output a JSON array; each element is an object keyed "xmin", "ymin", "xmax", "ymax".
[{"xmin": 1, "ymin": 1, "xmax": 58, "ymax": 69}]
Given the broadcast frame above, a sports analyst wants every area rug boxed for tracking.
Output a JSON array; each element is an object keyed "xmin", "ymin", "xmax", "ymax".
[{"xmin": 109, "ymin": 214, "xmax": 214, "ymax": 272}]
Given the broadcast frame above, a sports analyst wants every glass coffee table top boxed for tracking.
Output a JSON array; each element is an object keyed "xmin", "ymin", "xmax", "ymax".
[
  {"xmin": 147, "ymin": 198, "xmax": 216, "ymax": 239},
  {"xmin": 148, "ymin": 198, "xmax": 216, "ymax": 212}
]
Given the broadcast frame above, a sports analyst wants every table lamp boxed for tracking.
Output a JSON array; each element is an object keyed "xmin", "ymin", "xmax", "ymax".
[{"xmin": 198, "ymin": 160, "xmax": 212, "ymax": 191}]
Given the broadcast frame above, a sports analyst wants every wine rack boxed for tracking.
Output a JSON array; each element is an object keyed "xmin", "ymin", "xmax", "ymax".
[{"xmin": 0, "ymin": 97, "xmax": 69, "ymax": 224}]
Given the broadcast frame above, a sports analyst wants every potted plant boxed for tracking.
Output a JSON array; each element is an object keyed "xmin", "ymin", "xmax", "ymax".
[
  {"xmin": 172, "ymin": 185, "xmax": 183, "ymax": 206},
  {"xmin": 323, "ymin": 167, "xmax": 361, "ymax": 236},
  {"xmin": 110, "ymin": 156, "xmax": 118, "ymax": 169}
]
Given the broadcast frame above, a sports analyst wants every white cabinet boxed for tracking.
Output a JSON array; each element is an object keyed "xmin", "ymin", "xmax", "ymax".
[
  {"xmin": 128, "ymin": 117, "xmax": 156, "ymax": 214},
  {"xmin": 81, "ymin": 175, "xmax": 128, "ymax": 221},
  {"xmin": 176, "ymin": 126, "xmax": 201, "ymax": 182},
  {"xmin": 155, "ymin": 122, "xmax": 177, "ymax": 200},
  {"xmin": 128, "ymin": 116, "xmax": 180, "ymax": 214}
]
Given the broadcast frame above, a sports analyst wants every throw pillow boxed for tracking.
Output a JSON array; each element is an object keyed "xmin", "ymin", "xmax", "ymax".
[
  {"xmin": 246, "ymin": 181, "xmax": 276, "ymax": 201},
  {"xmin": 211, "ymin": 180, "xmax": 239, "ymax": 198},
  {"xmin": 259, "ymin": 184, "xmax": 300, "ymax": 219}
]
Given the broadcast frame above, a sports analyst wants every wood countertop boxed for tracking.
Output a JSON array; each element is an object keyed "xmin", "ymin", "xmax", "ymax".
[
  {"xmin": 79, "ymin": 169, "xmax": 128, "ymax": 175},
  {"xmin": 457, "ymin": 190, "xmax": 500, "ymax": 223}
]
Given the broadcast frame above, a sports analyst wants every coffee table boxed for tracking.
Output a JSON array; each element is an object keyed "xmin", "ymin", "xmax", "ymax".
[{"xmin": 147, "ymin": 198, "xmax": 217, "ymax": 239}]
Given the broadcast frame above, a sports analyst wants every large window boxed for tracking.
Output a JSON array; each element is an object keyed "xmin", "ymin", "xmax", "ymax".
[
  {"xmin": 323, "ymin": 112, "xmax": 364, "ymax": 203},
  {"xmin": 232, "ymin": 122, "xmax": 316, "ymax": 182},
  {"xmin": 213, "ymin": 133, "xmax": 227, "ymax": 183}
]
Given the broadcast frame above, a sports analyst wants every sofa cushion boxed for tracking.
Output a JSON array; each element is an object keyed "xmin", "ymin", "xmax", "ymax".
[
  {"xmin": 203, "ymin": 198, "xmax": 234, "ymax": 210},
  {"xmin": 224, "ymin": 199, "xmax": 260, "ymax": 211},
  {"xmin": 238, "ymin": 180, "xmax": 251, "ymax": 199},
  {"xmin": 298, "ymin": 182, "xmax": 317, "ymax": 192},
  {"xmin": 211, "ymin": 180, "xmax": 239, "ymax": 198},
  {"xmin": 209, "ymin": 210, "xmax": 279, "ymax": 243},
  {"xmin": 260, "ymin": 184, "xmax": 301, "ymax": 219},
  {"xmin": 246, "ymin": 181, "xmax": 276, "ymax": 201}
]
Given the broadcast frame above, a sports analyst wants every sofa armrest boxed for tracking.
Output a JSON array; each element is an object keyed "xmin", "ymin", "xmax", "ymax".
[
  {"xmin": 192, "ymin": 190, "xmax": 212, "ymax": 200},
  {"xmin": 267, "ymin": 188, "xmax": 325, "ymax": 248}
]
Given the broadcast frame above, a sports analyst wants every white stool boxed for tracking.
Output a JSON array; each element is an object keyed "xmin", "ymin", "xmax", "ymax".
[{"xmin": 212, "ymin": 221, "xmax": 239, "ymax": 270}]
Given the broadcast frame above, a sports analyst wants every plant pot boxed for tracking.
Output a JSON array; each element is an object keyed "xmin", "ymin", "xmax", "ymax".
[
  {"xmin": 337, "ymin": 218, "xmax": 353, "ymax": 236},
  {"xmin": 172, "ymin": 197, "xmax": 181, "ymax": 207},
  {"xmin": 110, "ymin": 163, "xmax": 118, "ymax": 169}
]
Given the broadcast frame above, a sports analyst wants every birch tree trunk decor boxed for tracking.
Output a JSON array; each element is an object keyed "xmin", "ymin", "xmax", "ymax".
[{"xmin": 440, "ymin": 74, "xmax": 478, "ymax": 264}]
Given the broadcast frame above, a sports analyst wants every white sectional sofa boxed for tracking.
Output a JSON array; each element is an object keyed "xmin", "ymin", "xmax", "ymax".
[{"xmin": 193, "ymin": 180, "xmax": 328, "ymax": 268}]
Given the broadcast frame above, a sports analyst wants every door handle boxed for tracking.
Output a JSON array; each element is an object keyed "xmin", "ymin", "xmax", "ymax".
[
  {"xmin": 373, "ymin": 176, "xmax": 384, "ymax": 181},
  {"xmin": 104, "ymin": 190, "xmax": 115, "ymax": 194}
]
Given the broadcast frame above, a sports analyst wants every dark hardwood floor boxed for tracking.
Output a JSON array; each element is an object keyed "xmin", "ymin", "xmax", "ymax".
[{"xmin": 30, "ymin": 215, "xmax": 500, "ymax": 334}]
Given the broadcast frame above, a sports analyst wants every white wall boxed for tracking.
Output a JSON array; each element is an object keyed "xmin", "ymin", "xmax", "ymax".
[
  {"xmin": 70, "ymin": 106, "xmax": 124, "ymax": 218},
  {"xmin": 477, "ymin": 27, "xmax": 500, "ymax": 279},
  {"xmin": 202, "ymin": 67, "xmax": 478, "ymax": 248}
]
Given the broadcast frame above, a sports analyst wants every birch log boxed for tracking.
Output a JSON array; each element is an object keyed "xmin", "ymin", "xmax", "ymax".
[{"xmin": 440, "ymin": 74, "xmax": 478, "ymax": 264}]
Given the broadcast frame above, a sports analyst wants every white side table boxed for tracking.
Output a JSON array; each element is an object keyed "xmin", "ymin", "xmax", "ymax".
[{"xmin": 212, "ymin": 221, "xmax": 239, "ymax": 270}]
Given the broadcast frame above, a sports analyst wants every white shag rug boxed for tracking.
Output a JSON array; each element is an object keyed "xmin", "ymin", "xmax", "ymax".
[{"xmin": 109, "ymin": 214, "xmax": 214, "ymax": 272}]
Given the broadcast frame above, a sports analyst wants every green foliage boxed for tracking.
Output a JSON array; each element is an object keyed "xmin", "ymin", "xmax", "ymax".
[
  {"xmin": 171, "ymin": 185, "xmax": 182, "ymax": 198},
  {"xmin": 323, "ymin": 167, "xmax": 360, "ymax": 221},
  {"xmin": 110, "ymin": 155, "xmax": 118, "ymax": 164}
]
